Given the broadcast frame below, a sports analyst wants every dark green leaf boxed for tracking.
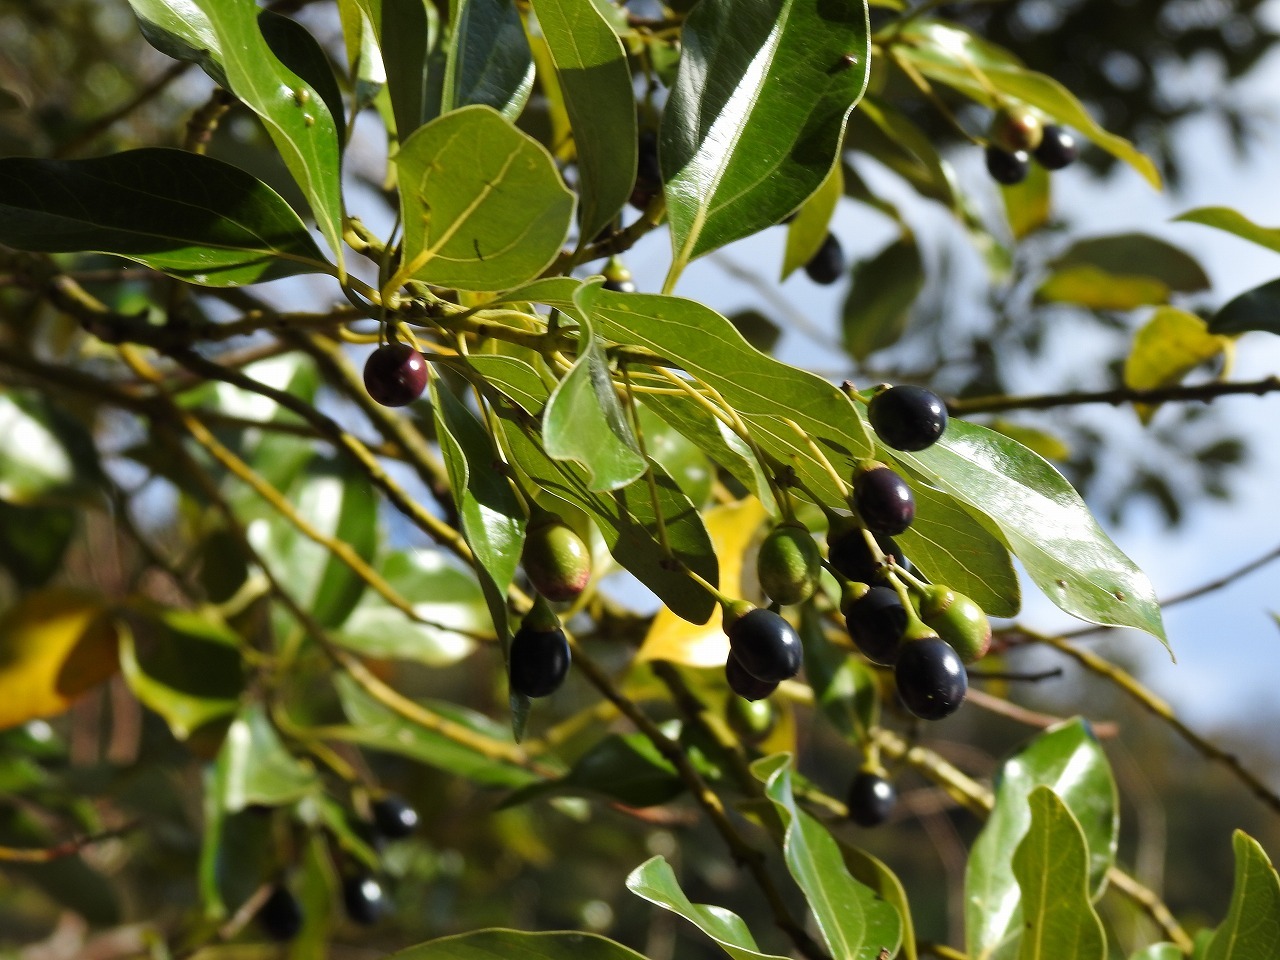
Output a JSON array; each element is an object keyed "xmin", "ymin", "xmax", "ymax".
[
  {"xmin": 1051, "ymin": 234, "xmax": 1210, "ymax": 295},
  {"xmin": 849, "ymin": 97, "xmax": 958, "ymax": 209},
  {"xmin": 217, "ymin": 704, "xmax": 319, "ymax": 812},
  {"xmin": 965, "ymin": 720, "xmax": 1118, "ymax": 959},
  {"xmin": 835, "ymin": 842, "xmax": 918, "ymax": 960},
  {"xmin": 661, "ymin": 0, "xmax": 871, "ymax": 277},
  {"xmin": 386, "ymin": 929, "xmax": 653, "ymax": 960},
  {"xmin": 0, "ymin": 504, "xmax": 75, "ymax": 588},
  {"xmin": 362, "ymin": 0, "xmax": 443, "ymax": 136},
  {"xmin": 842, "ymin": 236, "xmax": 925, "ymax": 359},
  {"xmin": 468, "ymin": 353, "xmax": 556, "ymax": 417},
  {"xmin": 800, "ymin": 606, "xmax": 878, "ymax": 741},
  {"xmin": 392, "ymin": 105, "xmax": 574, "ymax": 291},
  {"xmin": 1175, "ymin": 206, "xmax": 1280, "ymax": 256},
  {"xmin": 505, "ymin": 732, "xmax": 683, "ymax": 808},
  {"xmin": 0, "ymin": 150, "xmax": 330, "ymax": 286},
  {"xmin": 258, "ymin": 11, "xmax": 346, "ymax": 140},
  {"xmin": 443, "ymin": 0, "xmax": 535, "ymax": 121},
  {"xmin": 1203, "ymin": 831, "xmax": 1280, "ymax": 960},
  {"xmin": 1209, "ymin": 277, "xmax": 1280, "ymax": 336}
]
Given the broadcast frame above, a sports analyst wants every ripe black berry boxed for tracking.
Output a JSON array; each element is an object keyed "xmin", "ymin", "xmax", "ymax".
[
  {"xmin": 847, "ymin": 770, "xmax": 896, "ymax": 827},
  {"xmin": 508, "ymin": 623, "xmax": 571, "ymax": 698},
  {"xmin": 371, "ymin": 794, "xmax": 419, "ymax": 839},
  {"xmin": 363, "ymin": 343, "xmax": 428, "ymax": 407},
  {"xmin": 842, "ymin": 584, "xmax": 907, "ymax": 666},
  {"xmin": 828, "ymin": 521, "xmax": 908, "ymax": 584},
  {"xmin": 1034, "ymin": 125, "xmax": 1079, "ymax": 170},
  {"xmin": 725, "ymin": 651, "xmax": 778, "ymax": 701},
  {"xmin": 258, "ymin": 884, "xmax": 303, "ymax": 941},
  {"xmin": 853, "ymin": 465, "xmax": 915, "ymax": 536},
  {"xmin": 895, "ymin": 636, "xmax": 967, "ymax": 721},
  {"xmin": 630, "ymin": 130, "xmax": 661, "ymax": 209},
  {"xmin": 342, "ymin": 874, "xmax": 387, "ymax": 926},
  {"xmin": 603, "ymin": 277, "xmax": 636, "ymax": 293},
  {"xmin": 985, "ymin": 145, "xmax": 1030, "ymax": 186},
  {"xmin": 726, "ymin": 608, "xmax": 803, "ymax": 683},
  {"xmin": 803, "ymin": 232, "xmax": 846, "ymax": 285},
  {"xmin": 867, "ymin": 385, "xmax": 948, "ymax": 452}
]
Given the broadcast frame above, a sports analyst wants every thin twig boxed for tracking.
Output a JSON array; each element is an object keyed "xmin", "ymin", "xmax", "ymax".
[{"xmin": 949, "ymin": 375, "xmax": 1280, "ymax": 416}]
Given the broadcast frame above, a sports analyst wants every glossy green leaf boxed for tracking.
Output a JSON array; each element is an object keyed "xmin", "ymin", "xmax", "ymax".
[
  {"xmin": 575, "ymin": 284, "xmax": 874, "ymax": 505},
  {"xmin": 356, "ymin": 0, "xmax": 441, "ymax": 136},
  {"xmin": 387, "ymin": 929, "xmax": 652, "ymax": 960},
  {"xmin": 965, "ymin": 720, "xmax": 1118, "ymax": 960},
  {"xmin": 1002, "ymin": 163, "xmax": 1051, "ymax": 240},
  {"xmin": 903, "ymin": 420, "xmax": 1166, "ymax": 644},
  {"xmin": 543, "ymin": 316, "xmax": 647, "ymax": 491},
  {"xmin": 1052, "ymin": 234, "xmax": 1210, "ymax": 294},
  {"xmin": 0, "ymin": 150, "xmax": 331, "ymax": 286},
  {"xmin": 1036, "ymin": 265, "xmax": 1171, "ymax": 311},
  {"xmin": 842, "ymin": 235, "xmax": 925, "ymax": 360},
  {"xmin": 333, "ymin": 673, "xmax": 538, "ymax": 788},
  {"xmin": 443, "ymin": 0, "xmax": 534, "ymax": 122},
  {"xmin": 0, "ymin": 503, "xmax": 75, "ymax": 589},
  {"xmin": 1124, "ymin": 307, "xmax": 1230, "ymax": 423},
  {"xmin": 1175, "ymin": 206, "xmax": 1280, "ymax": 256},
  {"xmin": 468, "ymin": 353, "xmax": 555, "ymax": 417},
  {"xmin": 1129, "ymin": 946, "xmax": 1182, "ymax": 960},
  {"xmin": 258, "ymin": 11, "xmax": 346, "ymax": 139},
  {"xmin": 117, "ymin": 608, "xmax": 244, "ymax": 740},
  {"xmin": 756, "ymin": 754, "xmax": 903, "ymax": 959},
  {"xmin": 894, "ymin": 20, "xmax": 1160, "ymax": 188},
  {"xmin": 1209, "ymin": 278, "xmax": 1280, "ymax": 336},
  {"xmin": 636, "ymin": 404, "xmax": 715, "ymax": 507},
  {"xmin": 332, "ymin": 549, "xmax": 492, "ymax": 666},
  {"xmin": 661, "ymin": 0, "xmax": 871, "ymax": 279},
  {"xmin": 191, "ymin": 0, "xmax": 345, "ymax": 272},
  {"xmin": 836, "ymin": 842, "xmax": 918, "ymax": 960},
  {"xmin": 505, "ymin": 732, "xmax": 682, "ymax": 808},
  {"xmin": 782, "ymin": 163, "xmax": 843, "ymax": 280},
  {"xmin": 127, "ymin": 0, "xmax": 226, "ymax": 85},
  {"xmin": 0, "ymin": 391, "xmax": 99, "ymax": 505},
  {"xmin": 1012, "ymin": 787, "xmax": 1106, "ymax": 960},
  {"xmin": 627, "ymin": 856, "xmax": 791, "ymax": 960},
  {"xmin": 532, "ymin": 0, "xmax": 636, "ymax": 244},
  {"xmin": 393, "ymin": 105, "xmax": 574, "ymax": 291},
  {"xmin": 1203, "ymin": 832, "xmax": 1280, "ymax": 960},
  {"xmin": 217, "ymin": 704, "xmax": 319, "ymax": 812}
]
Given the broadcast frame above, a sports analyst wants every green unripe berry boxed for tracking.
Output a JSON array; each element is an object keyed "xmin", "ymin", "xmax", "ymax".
[
  {"xmin": 521, "ymin": 515, "xmax": 591, "ymax": 602},
  {"xmin": 756, "ymin": 522, "xmax": 821, "ymax": 606},
  {"xmin": 727, "ymin": 693, "xmax": 777, "ymax": 742},
  {"xmin": 991, "ymin": 106, "xmax": 1044, "ymax": 153},
  {"xmin": 916, "ymin": 585, "xmax": 991, "ymax": 664}
]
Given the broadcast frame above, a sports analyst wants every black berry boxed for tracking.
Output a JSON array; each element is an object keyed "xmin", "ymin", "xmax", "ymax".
[
  {"xmin": 726, "ymin": 608, "xmax": 803, "ymax": 683},
  {"xmin": 363, "ymin": 343, "xmax": 428, "ymax": 407},
  {"xmin": 868, "ymin": 385, "xmax": 948, "ymax": 452},
  {"xmin": 342, "ymin": 874, "xmax": 387, "ymax": 926},
  {"xmin": 371, "ymin": 794, "xmax": 419, "ymax": 839},
  {"xmin": 853, "ymin": 465, "xmax": 916, "ymax": 536},
  {"xmin": 985, "ymin": 145, "xmax": 1030, "ymax": 186},
  {"xmin": 725, "ymin": 651, "xmax": 778, "ymax": 701},
  {"xmin": 258, "ymin": 884, "xmax": 303, "ymax": 941},
  {"xmin": 1034, "ymin": 125, "xmax": 1079, "ymax": 170},
  {"xmin": 847, "ymin": 770, "xmax": 896, "ymax": 827},
  {"xmin": 630, "ymin": 130, "xmax": 661, "ymax": 210},
  {"xmin": 828, "ymin": 522, "xmax": 909, "ymax": 584},
  {"xmin": 842, "ymin": 584, "xmax": 907, "ymax": 666},
  {"xmin": 803, "ymin": 232, "xmax": 846, "ymax": 285},
  {"xmin": 603, "ymin": 277, "xmax": 636, "ymax": 293},
  {"xmin": 508, "ymin": 623, "xmax": 571, "ymax": 698},
  {"xmin": 895, "ymin": 636, "xmax": 967, "ymax": 721}
]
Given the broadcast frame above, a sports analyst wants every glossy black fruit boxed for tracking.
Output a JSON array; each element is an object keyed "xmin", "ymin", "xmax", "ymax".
[
  {"xmin": 990, "ymin": 106, "xmax": 1043, "ymax": 153},
  {"xmin": 853, "ymin": 465, "xmax": 915, "ymax": 536},
  {"xmin": 363, "ymin": 343, "xmax": 428, "ymax": 407},
  {"xmin": 842, "ymin": 584, "xmax": 908, "ymax": 666},
  {"xmin": 509, "ymin": 623, "xmax": 571, "ymax": 698},
  {"xmin": 258, "ymin": 884, "xmax": 303, "ymax": 941},
  {"xmin": 630, "ymin": 130, "xmax": 662, "ymax": 209},
  {"xmin": 827, "ymin": 520, "xmax": 908, "ymax": 584},
  {"xmin": 847, "ymin": 770, "xmax": 897, "ymax": 827},
  {"xmin": 757, "ymin": 523, "xmax": 821, "ymax": 606},
  {"xmin": 985, "ymin": 145, "xmax": 1030, "ymax": 186},
  {"xmin": 895, "ymin": 636, "xmax": 967, "ymax": 721},
  {"xmin": 868, "ymin": 385, "xmax": 948, "ymax": 452},
  {"xmin": 371, "ymin": 794, "xmax": 419, "ymax": 839},
  {"xmin": 1034, "ymin": 125, "xmax": 1079, "ymax": 170},
  {"xmin": 725, "ymin": 651, "xmax": 779, "ymax": 702},
  {"xmin": 522, "ymin": 516, "xmax": 591, "ymax": 602},
  {"xmin": 342, "ymin": 874, "xmax": 387, "ymax": 926},
  {"xmin": 603, "ymin": 277, "xmax": 636, "ymax": 293},
  {"xmin": 727, "ymin": 608, "xmax": 803, "ymax": 683},
  {"xmin": 803, "ymin": 232, "xmax": 846, "ymax": 285}
]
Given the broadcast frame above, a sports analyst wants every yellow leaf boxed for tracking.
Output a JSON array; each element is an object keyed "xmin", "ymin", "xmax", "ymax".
[
  {"xmin": 1036, "ymin": 264, "xmax": 1169, "ymax": 310},
  {"xmin": 636, "ymin": 499, "xmax": 768, "ymax": 667},
  {"xmin": 1124, "ymin": 307, "xmax": 1231, "ymax": 423},
  {"xmin": 0, "ymin": 588, "xmax": 118, "ymax": 729}
]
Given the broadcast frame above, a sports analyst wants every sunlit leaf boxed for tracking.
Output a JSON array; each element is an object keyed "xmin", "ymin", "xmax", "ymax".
[
  {"xmin": 386, "ymin": 929, "xmax": 653, "ymax": 960},
  {"xmin": 1202, "ymin": 831, "xmax": 1280, "ymax": 960},
  {"xmin": 782, "ymin": 163, "xmax": 843, "ymax": 280},
  {"xmin": 1124, "ymin": 307, "xmax": 1231, "ymax": 423},
  {"xmin": 1175, "ymin": 206, "xmax": 1280, "ymax": 257},
  {"xmin": 1036, "ymin": 265, "xmax": 1170, "ymax": 311},
  {"xmin": 217, "ymin": 704, "xmax": 319, "ymax": 811}
]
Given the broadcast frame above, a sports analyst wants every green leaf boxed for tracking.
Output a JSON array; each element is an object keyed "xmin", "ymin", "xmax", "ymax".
[
  {"xmin": 782, "ymin": 163, "xmax": 843, "ymax": 280},
  {"xmin": 393, "ymin": 105, "xmax": 575, "ymax": 291},
  {"xmin": 1002, "ymin": 163, "xmax": 1051, "ymax": 240},
  {"xmin": 894, "ymin": 20, "xmax": 1160, "ymax": 188},
  {"xmin": 575, "ymin": 284, "xmax": 874, "ymax": 504},
  {"xmin": 332, "ymin": 549, "xmax": 491, "ymax": 665},
  {"xmin": 1124, "ymin": 307, "xmax": 1230, "ymax": 423},
  {"xmin": 505, "ymin": 732, "xmax": 683, "ymax": 809},
  {"xmin": 965, "ymin": 720, "xmax": 1118, "ymax": 960},
  {"xmin": 0, "ymin": 391, "xmax": 99, "ymax": 505},
  {"xmin": 1203, "ymin": 832, "xmax": 1280, "ymax": 960},
  {"xmin": 903, "ymin": 420, "xmax": 1166, "ymax": 645},
  {"xmin": 841, "ymin": 235, "xmax": 925, "ymax": 359},
  {"xmin": 1012, "ymin": 787, "xmax": 1106, "ymax": 960},
  {"xmin": 531, "ymin": 0, "xmax": 636, "ymax": 244},
  {"xmin": 258, "ymin": 10, "xmax": 347, "ymax": 140},
  {"xmin": 386, "ymin": 929, "xmax": 653, "ymax": 960},
  {"xmin": 442, "ymin": 0, "xmax": 535, "ymax": 122},
  {"xmin": 850, "ymin": 97, "xmax": 958, "ymax": 210},
  {"xmin": 543, "ymin": 315, "xmax": 647, "ymax": 491},
  {"xmin": 1129, "ymin": 946, "xmax": 1182, "ymax": 960},
  {"xmin": 1036, "ymin": 266, "xmax": 1171, "ymax": 311},
  {"xmin": 636, "ymin": 404, "xmax": 715, "ymax": 507},
  {"xmin": 468, "ymin": 353, "xmax": 556, "ymax": 417},
  {"xmin": 334, "ymin": 673, "xmax": 539, "ymax": 788},
  {"xmin": 127, "ymin": 0, "xmax": 227, "ymax": 85},
  {"xmin": 836, "ymin": 842, "xmax": 918, "ymax": 960},
  {"xmin": 626, "ymin": 856, "xmax": 791, "ymax": 960},
  {"xmin": 361, "ymin": 0, "xmax": 443, "ymax": 137},
  {"xmin": 0, "ymin": 150, "xmax": 331, "ymax": 286},
  {"xmin": 1175, "ymin": 206, "xmax": 1280, "ymax": 256},
  {"xmin": 800, "ymin": 606, "xmax": 878, "ymax": 741},
  {"xmin": 191, "ymin": 0, "xmax": 345, "ymax": 273},
  {"xmin": 217, "ymin": 704, "xmax": 319, "ymax": 812},
  {"xmin": 0, "ymin": 503, "xmax": 75, "ymax": 589},
  {"xmin": 1052, "ymin": 234, "xmax": 1210, "ymax": 294},
  {"xmin": 755, "ymin": 754, "xmax": 903, "ymax": 959},
  {"xmin": 1209, "ymin": 277, "xmax": 1280, "ymax": 336},
  {"xmin": 661, "ymin": 0, "xmax": 871, "ymax": 279}
]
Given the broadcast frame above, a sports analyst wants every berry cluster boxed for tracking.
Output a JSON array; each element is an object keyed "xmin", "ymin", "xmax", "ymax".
[{"xmin": 984, "ymin": 105, "xmax": 1079, "ymax": 186}]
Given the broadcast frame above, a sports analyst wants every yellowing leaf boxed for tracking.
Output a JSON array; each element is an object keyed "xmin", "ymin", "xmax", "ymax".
[
  {"xmin": 0, "ymin": 588, "xmax": 118, "ymax": 729},
  {"xmin": 1036, "ymin": 264, "xmax": 1169, "ymax": 310},
  {"xmin": 636, "ymin": 499, "xmax": 767, "ymax": 667},
  {"xmin": 1124, "ymin": 307, "xmax": 1231, "ymax": 423}
]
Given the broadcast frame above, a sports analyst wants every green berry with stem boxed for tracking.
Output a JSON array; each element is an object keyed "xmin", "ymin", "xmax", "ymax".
[
  {"xmin": 521, "ymin": 513, "xmax": 591, "ymax": 602},
  {"xmin": 916, "ymin": 585, "xmax": 991, "ymax": 663},
  {"xmin": 757, "ymin": 522, "xmax": 821, "ymax": 606}
]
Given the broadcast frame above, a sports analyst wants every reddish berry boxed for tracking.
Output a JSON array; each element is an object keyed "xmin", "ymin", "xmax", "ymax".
[{"xmin": 363, "ymin": 343, "xmax": 428, "ymax": 407}]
